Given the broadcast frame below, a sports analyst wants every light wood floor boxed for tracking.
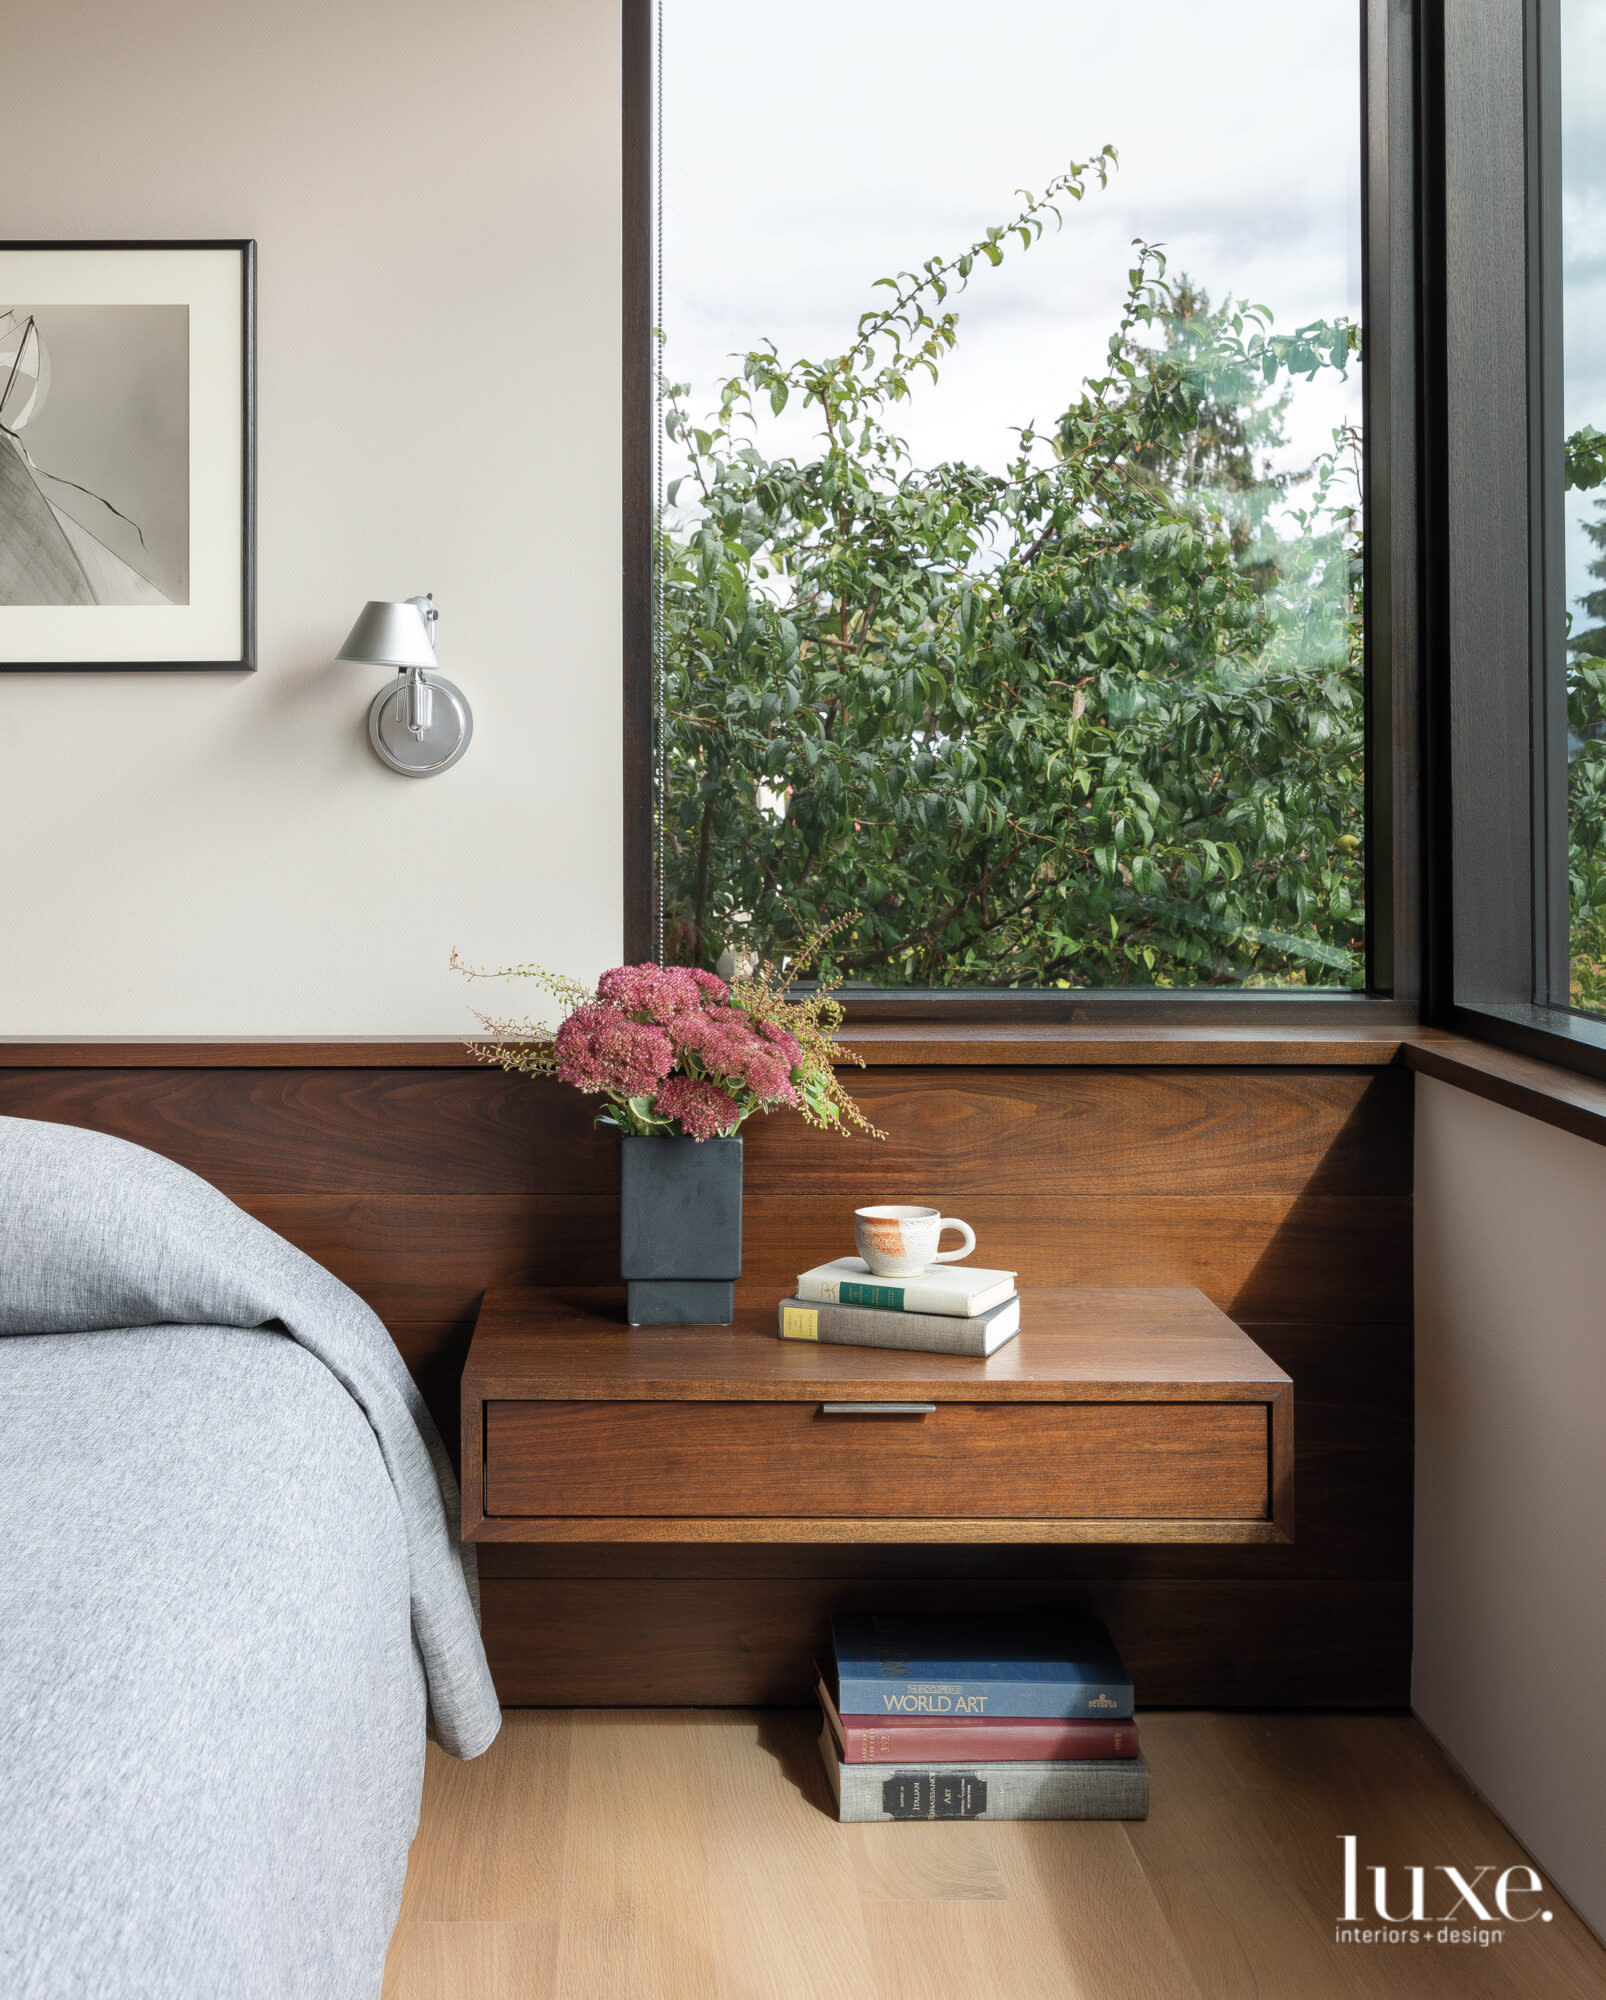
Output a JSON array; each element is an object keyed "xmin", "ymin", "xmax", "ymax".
[{"xmin": 382, "ymin": 1710, "xmax": 1606, "ymax": 2000}]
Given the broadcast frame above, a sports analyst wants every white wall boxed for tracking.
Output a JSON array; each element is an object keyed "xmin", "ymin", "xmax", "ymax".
[
  {"xmin": 1414, "ymin": 1075, "xmax": 1606, "ymax": 1939},
  {"xmin": 0, "ymin": 0, "xmax": 621, "ymax": 1034}
]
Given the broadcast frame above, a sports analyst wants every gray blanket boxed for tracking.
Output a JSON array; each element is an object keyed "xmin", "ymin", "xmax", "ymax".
[{"xmin": 0, "ymin": 1114, "xmax": 501, "ymax": 1998}]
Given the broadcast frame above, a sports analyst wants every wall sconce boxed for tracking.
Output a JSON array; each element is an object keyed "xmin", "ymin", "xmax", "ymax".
[{"xmin": 337, "ymin": 594, "xmax": 473, "ymax": 777}]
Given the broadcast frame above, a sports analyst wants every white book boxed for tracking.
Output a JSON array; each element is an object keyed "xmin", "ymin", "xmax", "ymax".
[{"xmin": 795, "ymin": 1256, "xmax": 1017, "ymax": 1318}]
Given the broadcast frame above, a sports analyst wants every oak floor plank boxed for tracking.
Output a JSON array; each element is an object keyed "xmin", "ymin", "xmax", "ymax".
[
  {"xmin": 698, "ymin": 1712, "xmax": 877, "ymax": 2000},
  {"xmin": 861, "ymin": 1898, "xmax": 1075, "ymax": 2000},
  {"xmin": 380, "ymin": 1711, "xmax": 1606, "ymax": 2000},
  {"xmin": 860, "ymin": 1818, "xmax": 1200, "ymax": 2000},
  {"xmin": 1122, "ymin": 1712, "xmax": 1367, "ymax": 2000},
  {"xmin": 394, "ymin": 1710, "xmax": 570, "ymax": 1923},
  {"xmin": 997, "ymin": 1818, "xmax": 1206, "ymax": 2000},
  {"xmin": 848, "ymin": 1820, "xmax": 1008, "ymax": 1904},
  {"xmin": 551, "ymin": 1711, "xmax": 722, "ymax": 2000},
  {"xmin": 381, "ymin": 1921, "xmax": 556, "ymax": 2000}
]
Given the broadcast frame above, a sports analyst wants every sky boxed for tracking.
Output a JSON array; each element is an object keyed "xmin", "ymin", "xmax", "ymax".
[
  {"xmin": 661, "ymin": 0, "xmax": 1364, "ymax": 498},
  {"xmin": 1563, "ymin": 0, "xmax": 1606, "ymax": 630}
]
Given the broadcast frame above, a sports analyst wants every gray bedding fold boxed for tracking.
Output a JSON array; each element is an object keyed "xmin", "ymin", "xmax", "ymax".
[
  {"xmin": 2, "ymin": 1325, "xmax": 428, "ymax": 1999},
  {"xmin": 0, "ymin": 1112, "xmax": 500, "ymax": 1760}
]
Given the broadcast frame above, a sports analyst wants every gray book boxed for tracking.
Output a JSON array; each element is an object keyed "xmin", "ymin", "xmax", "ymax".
[
  {"xmin": 778, "ymin": 1293, "xmax": 1019, "ymax": 1357},
  {"xmin": 817, "ymin": 1724, "xmax": 1150, "ymax": 1822}
]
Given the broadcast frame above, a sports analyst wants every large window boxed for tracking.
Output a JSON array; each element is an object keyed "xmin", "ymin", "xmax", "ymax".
[
  {"xmin": 651, "ymin": 0, "xmax": 1370, "ymax": 992},
  {"xmin": 1439, "ymin": 0, "xmax": 1606, "ymax": 1076}
]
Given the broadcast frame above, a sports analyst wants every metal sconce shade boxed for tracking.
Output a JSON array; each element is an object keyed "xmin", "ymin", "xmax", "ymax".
[
  {"xmin": 339, "ymin": 593, "xmax": 474, "ymax": 778},
  {"xmin": 337, "ymin": 599, "xmax": 439, "ymax": 669}
]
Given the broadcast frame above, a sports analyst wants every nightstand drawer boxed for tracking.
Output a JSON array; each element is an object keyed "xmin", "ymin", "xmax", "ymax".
[{"xmin": 483, "ymin": 1399, "xmax": 1269, "ymax": 1521}]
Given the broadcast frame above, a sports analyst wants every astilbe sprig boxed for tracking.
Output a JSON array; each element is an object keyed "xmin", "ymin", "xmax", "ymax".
[{"xmin": 726, "ymin": 912, "xmax": 885, "ymax": 1139}]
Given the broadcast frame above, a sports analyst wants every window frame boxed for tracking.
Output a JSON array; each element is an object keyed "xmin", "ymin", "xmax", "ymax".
[
  {"xmin": 622, "ymin": 0, "xmax": 1425, "ymax": 1025},
  {"xmin": 1432, "ymin": 0, "xmax": 1606, "ymax": 1080}
]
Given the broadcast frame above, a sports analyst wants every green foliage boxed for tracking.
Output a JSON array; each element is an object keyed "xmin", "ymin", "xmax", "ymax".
[
  {"xmin": 1567, "ymin": 491, "xmax": 1606, "ymax": 1010},
  {"xmin": 1566, "ymin": 424, "xmax": 1606, "ymax": 493},
  {"xmin": 659, "ymin": 163, "xmax": 1366, "ymax": 987}
]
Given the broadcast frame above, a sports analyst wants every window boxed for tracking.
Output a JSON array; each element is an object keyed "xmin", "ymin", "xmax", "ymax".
[
  {"xmin": 1562, "ymin": 0, "xmax": 1606, "ymax": 1012},
  {"xmin": 1439, "ymin": 0, "xmax": 1606, "ymax": 1076},
  {"xmin": 643, "ymin": 1, "xmax": 1387, "ymax": 998}
]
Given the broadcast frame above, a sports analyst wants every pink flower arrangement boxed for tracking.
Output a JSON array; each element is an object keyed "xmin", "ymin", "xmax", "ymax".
[{"xmin": 453, "ymin": 932, "xmax": 883, "ymax": 1143}]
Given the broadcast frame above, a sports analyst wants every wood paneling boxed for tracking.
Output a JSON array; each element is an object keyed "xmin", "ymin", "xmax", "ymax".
[
  {"xmin": 479, "ymin": 1578, "xmax": 1412, "ymax": 1709},
  {"xmin": 0, "ymin": 1068, "xmax": 618, "ymax": 1193},
  {"xmin": 743, "ymin": 1194, "xmax": 1411, "ymax": 1322},
  {"xmin": 0, "ymin": 1063, "xmax": 1407, "ymax": 1194},
  {"xmin": 743, "ymin": 1067, "xmax": 1412, "ymax": 1196},
  {"xmin": 0, "ymin": 1047, "xmax": 1413, "ymax": 1706},
  {"xmin": 241, "ymin": 1194, "xmax": 616, "ymax": 1316}
]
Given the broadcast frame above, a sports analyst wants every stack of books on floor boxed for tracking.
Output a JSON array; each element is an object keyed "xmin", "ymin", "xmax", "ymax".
[
  {"xmin": 778, "ymin": 1258, "xmax": 1021, "ymax": 1356},
  {"xmin": 816, "ymin": 1613, "xmax": 1148, "ymax": 1822}
]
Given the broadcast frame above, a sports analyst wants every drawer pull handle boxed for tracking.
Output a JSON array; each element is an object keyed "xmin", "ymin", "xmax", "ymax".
[{"xmin": 819, "ymin": 1401, "xmax": 937, "ymax": 1416}]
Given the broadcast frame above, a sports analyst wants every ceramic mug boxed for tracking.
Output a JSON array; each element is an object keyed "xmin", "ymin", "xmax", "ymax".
[{"xmin": 853, "ymin": 1204, "xmax": 976, "ymax": 1278}]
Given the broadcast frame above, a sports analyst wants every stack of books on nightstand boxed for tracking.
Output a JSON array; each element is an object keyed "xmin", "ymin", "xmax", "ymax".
[
  {"xmin": 816, "ymin": 1613, "xmax": 1149, "ymax": 1822},
  {"xmin": 777, "ymin": 1258, "xmax": 1020, "ymax": 1356}
]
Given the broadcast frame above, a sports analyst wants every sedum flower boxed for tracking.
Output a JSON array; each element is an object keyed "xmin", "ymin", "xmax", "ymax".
[
  {"xmin": 596, "ymin": 963, "xmax": 729, "ymax": 1021},
  {"xmin": 653, "ymin": 1075, "xmax": 741, "ymax": 1141},
  {"xmin": 553, "ymin": 1002, "xmax": 674, "ymax": 1097}
]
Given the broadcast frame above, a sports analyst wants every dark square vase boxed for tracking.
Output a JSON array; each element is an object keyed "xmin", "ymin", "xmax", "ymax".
[{"xmin": 619, "ymin": 1134, "xmax": 743, "ymax": 1325}]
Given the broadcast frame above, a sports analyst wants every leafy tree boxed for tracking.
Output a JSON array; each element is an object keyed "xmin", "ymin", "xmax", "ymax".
[
  {"xmin": 658, "ymin": 159, "xmax": 1364, "ymax": 987},
  {"xmin": 1565, "ymin": 453, "xmax": 1606, "ymax": 1009},
  {"xmin": 1117, "ymin": 277, "xmax": 1299, "ymax": 597}
]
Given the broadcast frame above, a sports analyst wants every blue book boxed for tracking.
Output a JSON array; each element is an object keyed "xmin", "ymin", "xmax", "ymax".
[{"xmin": 831, "ymin": 1614, "xmax": 1134, "ymax": 1721}]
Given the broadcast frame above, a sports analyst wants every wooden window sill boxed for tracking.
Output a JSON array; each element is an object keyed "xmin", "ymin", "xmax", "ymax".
[{"xmin": 1402, "ymin": 1034, "xmax": 1606, "ymax": 1149}]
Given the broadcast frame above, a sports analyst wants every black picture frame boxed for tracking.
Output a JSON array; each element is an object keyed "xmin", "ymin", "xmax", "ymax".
[{"xmin": 0, "ymin": 238, "xmax": 255, "ymax": 672}]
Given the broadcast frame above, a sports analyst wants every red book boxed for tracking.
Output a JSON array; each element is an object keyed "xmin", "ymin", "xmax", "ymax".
[{"xmin": 816, "ymin": 1668, "xmax": 1139, "ymax": 1765}]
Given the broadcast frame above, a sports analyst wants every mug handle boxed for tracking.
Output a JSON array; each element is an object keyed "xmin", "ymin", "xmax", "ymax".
[{"xmin": 933, "ymin": 1218, "xmax": 976, "ymax": 1263}]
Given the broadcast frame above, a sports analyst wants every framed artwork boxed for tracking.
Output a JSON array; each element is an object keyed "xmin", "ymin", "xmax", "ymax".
[{"xmin": 0, "ymin": 240, "xmax": 254, "ymax": 670}]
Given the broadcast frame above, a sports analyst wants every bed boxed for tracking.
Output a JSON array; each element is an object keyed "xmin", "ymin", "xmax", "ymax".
[{"xmin": 0, "ymin": 1115, "xmax": 501, "ymax": 2000}]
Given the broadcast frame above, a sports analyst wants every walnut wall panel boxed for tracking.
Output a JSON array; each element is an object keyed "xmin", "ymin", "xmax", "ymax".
[
  {"xmin": 0, "ymin": 1058, "xmax": 1413, "ymax": 1706},
  {"xmin": 479, "ymin": 1577, "xmax": 1412, "ymax": 1709}
]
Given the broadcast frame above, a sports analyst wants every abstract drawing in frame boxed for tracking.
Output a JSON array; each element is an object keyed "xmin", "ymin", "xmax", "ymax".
[{"xmin": 0, "ymin": 240, "xmax": 254, "ymax": 670}]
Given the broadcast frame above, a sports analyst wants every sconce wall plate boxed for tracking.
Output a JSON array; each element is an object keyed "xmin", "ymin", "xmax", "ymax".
[{"xmin": 368, "ymin": 672, "xmax": 473, "ymax": 777}]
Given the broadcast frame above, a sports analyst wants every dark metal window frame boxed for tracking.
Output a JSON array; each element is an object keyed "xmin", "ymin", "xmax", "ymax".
[
  {"xmin": 1433, "ymin": 0, "xmax": 1606, "ymax": 1080},
  {"xmin": 622, "ymin": 0, "xmax": 1426, "ymax": 1026}
]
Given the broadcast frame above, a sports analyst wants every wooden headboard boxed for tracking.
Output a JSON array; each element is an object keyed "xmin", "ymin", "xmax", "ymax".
[{"xmin": 0, "ymin": 1036, "xmax": 1412, "ymax": 1708}]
